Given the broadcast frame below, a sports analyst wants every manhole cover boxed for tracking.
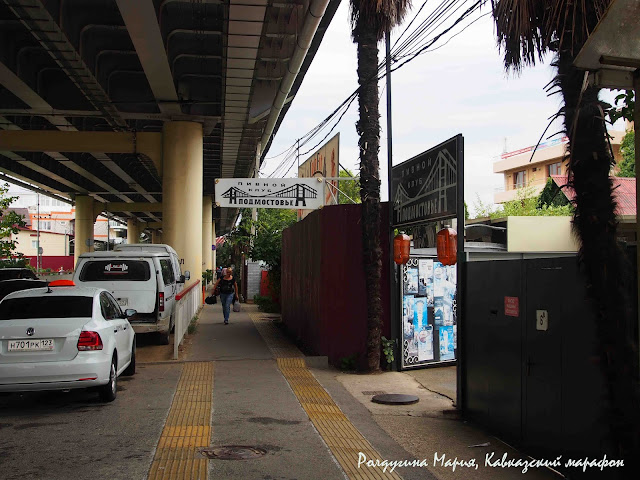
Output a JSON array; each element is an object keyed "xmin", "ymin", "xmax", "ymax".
[
  {"xmin": 200, "ymin": 446, "xmax": 267, "ymax": 460},
  {"xmin": 371, "ymin": 393, "xmax": 419, "ymax": 405}
]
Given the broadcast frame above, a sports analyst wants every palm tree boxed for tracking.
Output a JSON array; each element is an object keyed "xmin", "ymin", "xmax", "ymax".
[
  {"xmin": 492, "ymin": 0, "xmax": 639, "ymax": 467},
  {"xmin": 349, "ymin": 0, "xmax": 410, "ymax": 371}
]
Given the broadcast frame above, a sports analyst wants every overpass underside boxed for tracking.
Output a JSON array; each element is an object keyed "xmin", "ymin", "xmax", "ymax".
[{"xmin": 0, "ymin": 0, "xmax": 340, "ymax": 278}]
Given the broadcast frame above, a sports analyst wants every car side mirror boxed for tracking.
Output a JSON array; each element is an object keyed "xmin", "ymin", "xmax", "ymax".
[
  {"xmin": 184, "ymin": 271, "xmax": 191, "ymax": 281},
  {"xmin": 123, "ymin": 308, "xmax": 137, "ymax": 318},
  {"xmin": 178, "ymin": 275, "xmax": 185, "ymax": 283}
]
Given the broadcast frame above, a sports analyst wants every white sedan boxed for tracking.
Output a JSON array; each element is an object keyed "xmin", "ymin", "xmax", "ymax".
[{"xmin": 0, "ymin": 280, "xmax": 136, "ymax": 402}]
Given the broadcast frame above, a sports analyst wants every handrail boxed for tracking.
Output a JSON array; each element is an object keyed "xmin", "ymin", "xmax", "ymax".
[
  {"xmin": 176, "ymin": 279, "xmax": 201, "ymax": 300},
  {"xmin": 173, "ymin": 279, "xmax": 202, "ymax": 359}
]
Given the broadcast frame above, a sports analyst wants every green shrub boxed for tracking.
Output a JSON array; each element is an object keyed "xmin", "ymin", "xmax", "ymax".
[
  {"xmin": 202, "ymin": 269, "xmax": 213, "ymax": 285},
  {"xmin": 381, "ymin": 336, "xmax": 395, "ymax": 369},
  {"xmin": 254, "ymin": 294, "xmax": 280, "ymax": 313},
  {"xmin": 339, "ymin": 354, "xmax": 357, "ymax": 371}
]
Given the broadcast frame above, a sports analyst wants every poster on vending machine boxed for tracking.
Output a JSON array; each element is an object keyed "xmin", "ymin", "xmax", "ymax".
[
  {"xmin": 405, "ymin": 267, "xmax": 419, "ymax": 294},
  {"xmin": 418, "ymin": 259, "xmax": 432, "ymax": 296},
  {"xmin": 403, "ymin": 295, "xmax": 415, "ymax": 341},
  {"xmin": 400, "ymin": 256, "xmax": 457, "ymax": 369},
  {"xmin": 417, "ymin": 325, "xmax": 434, "ymax": 361},
  {"xmin": 439, "ymin": 326, "xmax": 455, "ymax": 361}
]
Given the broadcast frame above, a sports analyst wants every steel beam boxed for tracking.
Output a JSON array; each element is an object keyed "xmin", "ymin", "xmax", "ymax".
[
  {"xmin": 106, "ymin": 202, "xmax": 163, "ymax": 212},
  {"xmin": 116, "ymin": 0, "xmax": 182, "ymax": 116},
  {"xmin": 0, "ymin": 130, "xmax": 162, "ymax": 174}
]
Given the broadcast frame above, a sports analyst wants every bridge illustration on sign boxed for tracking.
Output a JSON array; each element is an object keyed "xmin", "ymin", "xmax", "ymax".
[
  {"xmin": 394, "ymin": 149, "xmax": 457, "ymax": 213},
  {"xmin": 221, "ymin": 183, "xmax": 318, "ymax": 207}
]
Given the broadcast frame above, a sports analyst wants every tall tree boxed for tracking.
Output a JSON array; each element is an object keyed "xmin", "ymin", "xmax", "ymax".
[
  {"xmin": 615, "ymin": 130, "xmax": 636, "ymax": 178},
  {"xmin": 492, "ymin": 0, "xmax": 639, "ymax": 469},
  {"xmin": 349, "ymin": 0, "xmax": 410, "ymax": 371},
  {"xmin": 0, "ymin": 183, "xmax": 26, "ymax": 265},
  {"xmin": 338, "ymin": 167, "xmax": 362, "ymax": 204}
]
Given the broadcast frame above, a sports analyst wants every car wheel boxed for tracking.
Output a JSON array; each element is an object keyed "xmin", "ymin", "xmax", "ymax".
[
  {"xmin": 159, "ymin": 330, "xmax": 170, "ymax": 345},
  {"xmin": 98, "ymin": 357, "xmax": 117, "ymax": 402},
  {"xmin": 123, "ymin": 339, "xmax": 136, "ymax": 376}
]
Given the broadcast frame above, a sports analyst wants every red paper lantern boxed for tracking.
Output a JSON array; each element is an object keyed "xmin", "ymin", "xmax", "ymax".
[
  {"xmin": 437, "ymin": 228, "xmax": 457, "ymax": 266},
  {"xmin": 393, "ymin": 233, "xmax": 411, "ymax": 265}
]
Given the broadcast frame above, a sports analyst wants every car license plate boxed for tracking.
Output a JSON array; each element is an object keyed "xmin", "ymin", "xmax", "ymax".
[
  {"xmin": 117, "ymin": 298, "xmax": 128, "ymax": 306},
  {"xmin": 8, "ymin": 339, "xmax": 54, "ymax": 352}
]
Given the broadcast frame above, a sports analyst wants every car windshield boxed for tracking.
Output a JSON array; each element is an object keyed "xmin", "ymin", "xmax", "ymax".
[
  {"xmin": 0, "ymin": 296, "xmax": 93, "ymax": 320},
  {"xmin": 79, "ymin": 260, "xmax": 151, "ymax": 281}
]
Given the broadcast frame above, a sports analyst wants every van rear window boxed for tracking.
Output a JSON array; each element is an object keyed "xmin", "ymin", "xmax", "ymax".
[{"xmin": 79, "ymin": 260, "xmax": 151, "ymax": 282}]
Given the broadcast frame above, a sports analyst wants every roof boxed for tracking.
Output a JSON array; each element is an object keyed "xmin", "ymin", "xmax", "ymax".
[
  {"xmin": 550, "ymin": 175, "xmax": 636, "ymax": 216},
  {"xmin": 78, "ymin": 251, "xmax": 170, "ymax": 259},
  {"xmin": 1, "ymin": 208, "xmax": 30, "ymax": 227}
]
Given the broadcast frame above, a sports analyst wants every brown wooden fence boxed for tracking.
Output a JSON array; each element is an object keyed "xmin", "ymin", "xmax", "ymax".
[{"xmin": 281, "ymin": 203, "xmax": 391, "ymax": 369}]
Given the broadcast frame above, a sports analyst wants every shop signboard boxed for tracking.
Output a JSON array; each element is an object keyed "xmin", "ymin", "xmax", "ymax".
[
  {"xmin": 400, "ymin": 256, "xmax": 457, "ymax": 369},
  {"xmin": 391, "ymin": 135, "xmax": 462, "ymax": 227},
  {"xmin": 298, "ymin": 133, "xmax": 340, "ymax": 219},
  {"xmin": 215, "ymin": 177, "xmax": 324, "ymax": 210}
]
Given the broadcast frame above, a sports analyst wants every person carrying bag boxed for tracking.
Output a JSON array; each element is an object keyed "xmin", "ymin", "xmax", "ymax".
[{"xmin": 212, "ymin": 266, "xmax": 239, "ymax": 324}]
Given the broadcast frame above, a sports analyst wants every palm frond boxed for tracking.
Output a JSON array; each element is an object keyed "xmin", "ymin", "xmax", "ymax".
[
  {"xmin": 349, "ymin": 0, "xmax": 412, "ymax": 42},
  {"xmin": 491, "ymin": 0, "xmax": 611, "ymax": 72},
  {"xmin": 491, "ymin": 0, "xmax": 547, "ymax": 72},
  {"xmin": 542, "ymin": 0, "xmax": 611, "ymax": 55}
]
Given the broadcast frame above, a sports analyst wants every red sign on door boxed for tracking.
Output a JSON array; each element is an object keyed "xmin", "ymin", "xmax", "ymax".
[{"xmin": 505, "ymin": 296, "xmax": 519, "ymax": 317}]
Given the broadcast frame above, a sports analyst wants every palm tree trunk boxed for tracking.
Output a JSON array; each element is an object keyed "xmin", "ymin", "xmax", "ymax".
[
  {"xmin": 558, "ymin": 49, "xmax": 639, "ymax": 464},
  {"xmin": 356, "ymin": 23, "xmax": 383, "ymax": 372}
]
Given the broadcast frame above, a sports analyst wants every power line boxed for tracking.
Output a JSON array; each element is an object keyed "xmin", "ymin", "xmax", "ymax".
[{"xmin": 261, "ymin": 0, "xmax": 484, "ymax": 177}]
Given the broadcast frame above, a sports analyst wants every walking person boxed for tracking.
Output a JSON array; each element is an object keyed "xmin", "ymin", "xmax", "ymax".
[{"xmin": 212, "ymin": 266, "xmax": 239, "ymax": 325}]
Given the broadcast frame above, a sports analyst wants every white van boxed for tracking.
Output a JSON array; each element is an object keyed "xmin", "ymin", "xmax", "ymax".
[
  {"xmin": 73, "ymin": 250, "xmax": 189, "ymax": 344},
  {"xmin": 114, "ymin": 244, "xmax": 185, "ymax": 284}
]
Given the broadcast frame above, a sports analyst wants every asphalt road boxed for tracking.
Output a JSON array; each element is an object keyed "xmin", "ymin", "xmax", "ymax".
[{"xmin": 0, "ymin": 363, "xmax": 182, "ymax": 480}]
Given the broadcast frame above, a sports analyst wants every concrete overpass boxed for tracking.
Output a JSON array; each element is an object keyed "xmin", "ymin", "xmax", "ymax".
[{"xmin": 0, "ymin": 0, "xmax": 340, "ymax": 281}]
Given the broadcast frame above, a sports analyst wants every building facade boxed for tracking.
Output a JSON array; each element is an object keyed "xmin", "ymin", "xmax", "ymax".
[{"xmin": 493, "ymin": 131, "xmax": 626, "ymax": 203}]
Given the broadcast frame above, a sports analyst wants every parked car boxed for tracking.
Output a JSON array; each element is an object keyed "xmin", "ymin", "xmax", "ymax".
[
  {"xmin": 73, "ymin": 250, "xmax": 189, "ymax": 344},
  {"xmin": 0, "ymin": 268, "xmax": 38, "ymax": 280},
  {"xmin": 0, "ymin": 278, "xmax": 48, "ymax": 301},
  {"xmin": 0, "ymin": 280, "xmax": 136, "ymax": 402}
]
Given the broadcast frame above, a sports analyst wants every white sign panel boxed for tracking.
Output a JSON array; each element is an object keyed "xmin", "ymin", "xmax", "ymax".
[
  {"xmin": 536, "ymin": 310, "xmax": 548, "ymax": 331},
  {"xmin": 215, "ymin": 178, "xmax": 324, "ymax": 210}
]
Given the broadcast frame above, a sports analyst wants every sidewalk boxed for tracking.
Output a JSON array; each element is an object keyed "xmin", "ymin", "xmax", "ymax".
[{"xmin": 138, "ymin": 302, "xmax": 563, "ymax": 480}]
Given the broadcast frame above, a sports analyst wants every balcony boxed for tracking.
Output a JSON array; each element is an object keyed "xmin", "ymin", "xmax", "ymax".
[{"xmin": 494, "ymin": 179, "xmax": 548, "ymax": 204}]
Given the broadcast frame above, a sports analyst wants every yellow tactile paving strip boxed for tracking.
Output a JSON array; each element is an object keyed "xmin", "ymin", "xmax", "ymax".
[
  {"xmin": 148, "ymin": 362, "xmax": 214, "ymax": 480},
  {"xmin": 250, "ymin": 313, "xmax": 403, "ymax": 480}
]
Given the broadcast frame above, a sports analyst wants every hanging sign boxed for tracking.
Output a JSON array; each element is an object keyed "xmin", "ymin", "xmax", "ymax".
[
  {"xmin": 391, "ymin": 135, "xmax": 463, "ymax": 227},
  {"xmin": 215, "ymin": 178, "xmax": 324, "ymax": 210}
]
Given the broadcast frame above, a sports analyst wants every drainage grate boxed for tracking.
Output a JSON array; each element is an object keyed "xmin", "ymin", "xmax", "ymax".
[
  {"xmin": 200, "ymin": 446, "xmax": 267, "ymax": 460},
  {"xmin": 362, "ymin": 390, "xmax": 386, "ymax": 396}
]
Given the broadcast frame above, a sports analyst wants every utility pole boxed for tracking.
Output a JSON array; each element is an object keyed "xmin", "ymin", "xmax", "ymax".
[
  {"xmin": 36, "ymin": 193, "xmax": 40, "ymax": 273},
  {"xmin": 385, "ymin": 30, "xmax": 399, "ymax": 370}
]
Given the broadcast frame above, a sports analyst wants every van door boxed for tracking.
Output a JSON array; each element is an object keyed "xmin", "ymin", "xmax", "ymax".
[
  {"xmin": 158, "ymin": 257, "xmax": 176, "ymax": 319},
  {"xmin": 171, "ymin": 253, "xmax": 184, "ymax": 292},
  {"xmin": 74, "ymin": 259, "xmax": 156, "ymax": 316}
]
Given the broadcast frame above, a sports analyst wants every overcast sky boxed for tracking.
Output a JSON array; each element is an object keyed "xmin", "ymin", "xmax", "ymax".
[{"xmin": 260, "ymin": 1, "xmax": 624, "ymax": 215}]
